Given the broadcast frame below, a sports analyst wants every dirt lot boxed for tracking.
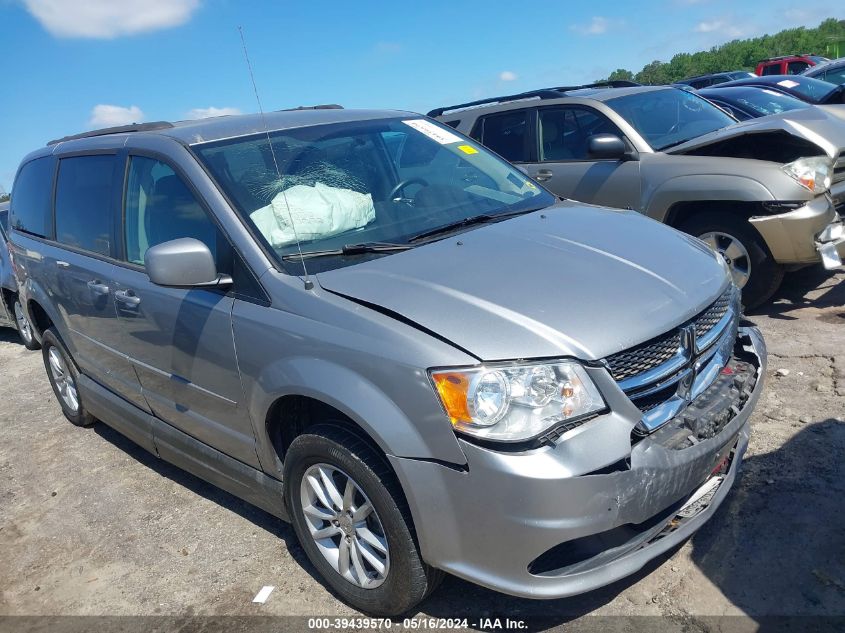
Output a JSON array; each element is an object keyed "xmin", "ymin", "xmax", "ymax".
[{"xmin": 1, "ymin": 269, "xmax": 843, "ymax": 631}]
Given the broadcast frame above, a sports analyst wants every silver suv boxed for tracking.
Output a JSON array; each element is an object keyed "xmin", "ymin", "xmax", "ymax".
[
  {"xmin": 431, "ymin": 83, "xmax": 845, "ymax": 308},
  {"xmin": 9, "ymin": 108, "xmax": 765, "ymax": 615}
]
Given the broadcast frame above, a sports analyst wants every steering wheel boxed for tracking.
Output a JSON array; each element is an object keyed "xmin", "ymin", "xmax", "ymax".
[{"xmin": 389, "ymin": 177, "xmax": 429, "ymax": 200}]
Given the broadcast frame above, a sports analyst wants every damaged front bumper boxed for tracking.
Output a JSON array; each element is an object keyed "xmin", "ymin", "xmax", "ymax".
[
  {"xmin": 390, "ymin": 325, "xmax": 766, "ymax": 599},
  {"xmin": 750, "ymin": 195, "xmax": 844, "ymax": 267}
]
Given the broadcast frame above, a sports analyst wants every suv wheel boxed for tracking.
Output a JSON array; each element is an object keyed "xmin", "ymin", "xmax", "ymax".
[
  {"xmin": 41, "ymin": 328, "xmax": 95, "ymax": 427},
  {"xmin": 14, "ymin": 299, "xmax": 40, "ymax": 350},
  {"xmin": 680, "ymin": 213, "xmax": 784, "ymax": 309},
  {"xmin": 284, "ymin": 424, "xmax": 443, "ymax": 616}
]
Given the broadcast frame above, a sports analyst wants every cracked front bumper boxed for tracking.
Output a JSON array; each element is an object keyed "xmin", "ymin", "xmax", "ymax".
[
  {"xmin": 750, "ymin": 195, "xmax": 844, "ymax": 266},
  {"xmin": 391, "ymin": 326, "xmax": 766, "ymax": 599}
]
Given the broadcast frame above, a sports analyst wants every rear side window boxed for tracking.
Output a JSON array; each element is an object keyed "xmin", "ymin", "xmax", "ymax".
[
  {"xmin": 472, "ymin": 110, "xmax": 529, "ymax": 162},
  {"xmin": 123, "ymin": 156, "xmax": 224, "ymax": 268},
  {"xmin": 787, "ymin": 61, "xmax": 809, "ymax": 74},
  {"xmin": 761, "ymin": 64, "xmax": 781, "ymax": 76},
  {"xmin": 55, "ymin": 155, "xmax": 117, "ymax": 256},
  {"xmin": 824, "ymin": 67, "xmax": 845, "ymax": 84},
  {"xmin": 10, "ymin": 157, "xmax": 54, "ymax": 238}
]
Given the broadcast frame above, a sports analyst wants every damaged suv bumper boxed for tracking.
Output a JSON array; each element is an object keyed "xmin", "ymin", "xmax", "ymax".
[
  {"xmin": 750, "ymin": 195, "xmax": 844, "ymax": 267},
  {"xmin": 390, "ymin": 325, "xmax": 766, "ymax": 599}
]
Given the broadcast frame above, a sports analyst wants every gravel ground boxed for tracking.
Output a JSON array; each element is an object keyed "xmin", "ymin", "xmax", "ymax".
[{"xmin": 0, "ymin": 268, "xmax": 843, "ymax": 631}]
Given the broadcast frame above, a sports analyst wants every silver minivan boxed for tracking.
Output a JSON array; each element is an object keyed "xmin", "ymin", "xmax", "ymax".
[{"xmin": 9, "ymin": 108, "xmax": 766, "ymax": 615}]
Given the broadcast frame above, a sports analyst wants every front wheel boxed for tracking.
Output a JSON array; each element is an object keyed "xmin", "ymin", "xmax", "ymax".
[
  {"xmin": 14, "ymin": 299, "xmax": 40, "ymax": 350},
  {"xmin": 680, "ymin": 212, "xmax": 784, "ymax": 310},
  {"xmin": 284, "ymin": 425, "xmax": 443, "ymax": 616}
]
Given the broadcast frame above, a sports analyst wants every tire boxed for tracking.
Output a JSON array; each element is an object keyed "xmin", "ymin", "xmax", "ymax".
[
  {"xmin": 41, "ymin": 327, "xmax": 95, "ymax": 427},
  {"xmin": 679, "ymin": 212, "xmax": 784, "ymax": 310},
  {"xmin": 284, "ymin": 424, "xmax": 443, "ymax": 616},
  {"xmin": 13, "ymin": 298, "xmax": 40, "ymax": 351}
]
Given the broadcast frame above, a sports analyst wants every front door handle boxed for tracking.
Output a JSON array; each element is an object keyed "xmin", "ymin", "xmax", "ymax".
[
  {"xmin": 534, "ymin": 169, "xmax": 554, "ymax": 182},
  {"xmin": 86, "ymin": 280, "xmax": 110, "ymax": 296},
  {"xmin": 114, "ymin": 289, "xmax": 141, "ymax": 307}
]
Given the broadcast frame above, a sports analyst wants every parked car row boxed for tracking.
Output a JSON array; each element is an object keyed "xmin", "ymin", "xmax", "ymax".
[
  {"xmin": 430, "ymin": 81, "xmax": 845, "ymax": 308},
  {"xmin": 3, "ymin": 69, "xmax": 842, "ymax": 616}
]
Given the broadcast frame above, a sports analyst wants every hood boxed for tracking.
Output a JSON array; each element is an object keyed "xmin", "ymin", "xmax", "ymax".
[
  {"xmin": 669, "ymin": 105, "xmax": 845, "ymax": 160},
  {"xmin": 316, "ymin": 203, "xmax": 729, "ymax": 362}
]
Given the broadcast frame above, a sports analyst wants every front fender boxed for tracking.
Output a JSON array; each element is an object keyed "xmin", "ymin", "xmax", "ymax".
[
  {"xmin": 244, "ymin": 355, "xmax": 469, "ymax": 477},
  {"xmin": 645, "ymin": 174, "xmax": 776, "ymax": 222}
]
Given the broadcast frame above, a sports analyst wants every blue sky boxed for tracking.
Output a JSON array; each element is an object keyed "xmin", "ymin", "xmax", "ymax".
[{"xmin": 1, "ymin": 0, "xmax": 844, "ymax": 192}]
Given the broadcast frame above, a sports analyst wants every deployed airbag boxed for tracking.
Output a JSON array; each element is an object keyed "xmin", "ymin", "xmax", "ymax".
[{"xmin": 250, "ymin": 182, "xmax": 376, "ymax": 247}]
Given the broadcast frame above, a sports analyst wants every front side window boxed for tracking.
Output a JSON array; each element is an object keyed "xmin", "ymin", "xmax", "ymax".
[
  {"xmin": 194, "ymin": 117, "xmax": 553, "ymax": 272},
  {"xmin": 10, "ymin": 157, "xmax": 54, "ymax": 238},
  {"xmin": 606, "ymin": 88, "xmax": 735, "ymax": 151},
  {"xmin": 124, "ymin": 156, "xmax": 221, "ymax": 266},
  {"xmin": 472, "ymin": 110, "xmax": 530, "ymax": 162},
  {"xmin": 824, "ymin": 67, "xmax": 845, "ymax": 84},
  {"xmin": 538, "ymin": 106, "xmax": 623, "ymax": 161},
  {"xmin": 54, "ymin": 155, "xmax": 116, "ymax": 256},
  {"xmin": 761, "ymin": 64, "xmax": 782, "ymax": 76}
]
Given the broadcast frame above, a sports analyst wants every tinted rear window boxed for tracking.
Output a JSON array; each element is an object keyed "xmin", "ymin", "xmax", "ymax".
[
  {"xmin": 10, "ymin": 157, "xmax": 54, "ymax": 238},
  {"xmin": 54, "ymin": 155, "xmax": 117, "ymax": 256},
  {"xmin": 472, "ymin": 110, "xmax": 530, "ymax": 162}
]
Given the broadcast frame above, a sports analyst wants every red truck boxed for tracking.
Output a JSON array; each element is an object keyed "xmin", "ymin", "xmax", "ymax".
[{"xmin": 756, "ymin": 54, "xmax": 828, "ymax": 76}]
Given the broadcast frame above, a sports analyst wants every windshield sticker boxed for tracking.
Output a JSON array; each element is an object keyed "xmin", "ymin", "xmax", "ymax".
[
  {"xmin": 777, "ymin": 80, "xmax": 799, "ymax": 89},
  {"xmin": 457, "ymin": 144, "xmax": 478, "ymax": 155},
  {"xmin": 403, "ymin": 119, "xmax": 462, "ymax": 145}
]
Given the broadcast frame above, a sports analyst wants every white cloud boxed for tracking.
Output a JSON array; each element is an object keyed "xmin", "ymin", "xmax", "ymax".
[
  {"xmin": 186, "ymin": 106, "xmax": 242, "ymax": 120},
  {"xmin": 88, "ymin": 104, "xmax": 145, "ymax": 128},
  {"xmin": 499, "ymin": 70, "xmax": 518, "ymax": 81},
  {"xmin": 693, "ymin": 19, "xmax": 745, "ymax": 38},
  {"xmin": 23, "ymin": 0, "xmax": 200, "ymax": 39},
  {"xmin": 571, "ymin": 16, "xmax": 610, "ymax": 36}
]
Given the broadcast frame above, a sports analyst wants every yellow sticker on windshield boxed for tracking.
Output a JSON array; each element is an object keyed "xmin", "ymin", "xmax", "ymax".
[{"xmin": 457, "ymin": 144, "xmax": 478, "ymax": 155}]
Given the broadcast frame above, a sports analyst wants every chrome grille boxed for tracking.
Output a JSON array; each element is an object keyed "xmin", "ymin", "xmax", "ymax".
[
  {"xmin": 603, "ymin": 287, "xmax": 734, "ymax": 384},
  {"xmin": 834, "ymin": 151, "xmax": 845, "ymax": 185},
  {"xmin": 605, "ymin": 331, "xmax": 681, "ymax": 381}
]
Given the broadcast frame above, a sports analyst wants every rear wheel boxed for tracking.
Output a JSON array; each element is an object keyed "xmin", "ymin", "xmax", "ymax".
[
  {"xmin": 14, "ymin": 299, "xmax": 40, "ymax": 350},
  {"xmin": 41, "ymin": 328, "xmax": 95, "ymax": 427},
  {"xmin": 284, "ymin": 424, "xmax": 443, "ymax": 616},
  {"xmin": 680, "ymin": 212, "xmax": 784, "ymax": 309}
]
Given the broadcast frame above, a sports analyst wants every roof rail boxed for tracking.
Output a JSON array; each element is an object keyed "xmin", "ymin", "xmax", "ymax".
[
  {"xmin": 427, "ymin": 81, "xmax": 640, "ymax": 117},
  {"xmin": 47, "ymin": 121, "xmax": 174, "ymax": 146},
  {"xmin": 280, "ymin": 104, "xmax": 344, "ymax": 111},
  {"xmin": 551, "ymin": 80, "xmax": 641, "ymax": 91},
  {"xmin": 427, "ymin": 90, "xmax": 569, "ymax": 118}
]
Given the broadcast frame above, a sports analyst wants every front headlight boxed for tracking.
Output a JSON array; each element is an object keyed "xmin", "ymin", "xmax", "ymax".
[
  {"xmin": 430, "ymin": 361, "xmax": 605, "ymax": 442},
  {"xmin": 782, "ymin": 156, "xmax": 832, "ymax": 194}
]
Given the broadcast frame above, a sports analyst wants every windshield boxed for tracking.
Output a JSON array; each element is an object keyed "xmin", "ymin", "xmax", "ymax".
[
  {"xmin": 765, "ymin": 76, "xmax": 839, "ymax": 102},
  {"xmin": 194, "ymin": 117, "xmax": 553, "ymax": 272},
  {"xmin": 713, "ymin": 88, "xmax": 810, "ymax": 116},
  {"xmin": 605, "ymin": 88, "xmax": 736, "ymax": 150}
]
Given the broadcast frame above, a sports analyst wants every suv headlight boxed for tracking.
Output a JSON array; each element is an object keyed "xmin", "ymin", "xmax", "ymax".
[
  {"xmin": 430, "ymin": 361, "xmax": 605, "ymax": 442},
  {"xmin": 782, "ymin": 156, "xmax": 832, "ymax": 194}
]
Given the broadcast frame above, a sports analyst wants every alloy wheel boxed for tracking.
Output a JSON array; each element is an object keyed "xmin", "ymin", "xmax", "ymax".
[
  {"xmin": 699, "ymin": 231, "xmax": 751, "ymax": 288},
  {"xmin": 47, "ymin": 347, "xmax": 79, "ymax": 412},
  {"xmin": 14, "ymin": 301, "xmax": 33, "ymax": 346},
  {"xmin": 300, "ymin": 463, "xmax": 390, "ymax": 589}
]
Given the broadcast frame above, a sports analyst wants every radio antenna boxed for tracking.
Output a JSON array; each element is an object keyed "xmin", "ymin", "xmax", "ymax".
[{"xmin": 238, "ymin": 25, "xmax": 313, "ymax": 290}]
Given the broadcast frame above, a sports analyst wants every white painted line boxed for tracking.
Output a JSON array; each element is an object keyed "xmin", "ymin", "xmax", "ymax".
[{"xmin": 253, "ymin": 585, "xmax": 275, "ymax": 604}]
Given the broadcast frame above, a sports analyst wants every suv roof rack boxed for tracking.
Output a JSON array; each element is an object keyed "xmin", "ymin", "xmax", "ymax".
[
  {"xmin": 427, "ymin": 81, "xmax": 640, "ymax": 117},
  {"xmin": 47, "ymin": 121, "xmax": 174, "ymax": 146}
]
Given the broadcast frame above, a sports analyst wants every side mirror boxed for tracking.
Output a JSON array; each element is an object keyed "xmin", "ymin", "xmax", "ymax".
[
  {"xmin": 144, "ymin": 238, "xmax": 232, "ymax": 288},
  {"xmin": 587, "ymin": 134, "xmax": 628, "ymax": 160}
]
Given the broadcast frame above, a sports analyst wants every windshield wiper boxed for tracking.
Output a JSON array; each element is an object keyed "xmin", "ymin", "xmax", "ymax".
[
  {"xmin": 281, "ymin": 242, "xmax": 413, "ymax": 261},
  {"xmin": 408, "ymin": 206, "xmax": 546, "ymax": 243}
]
